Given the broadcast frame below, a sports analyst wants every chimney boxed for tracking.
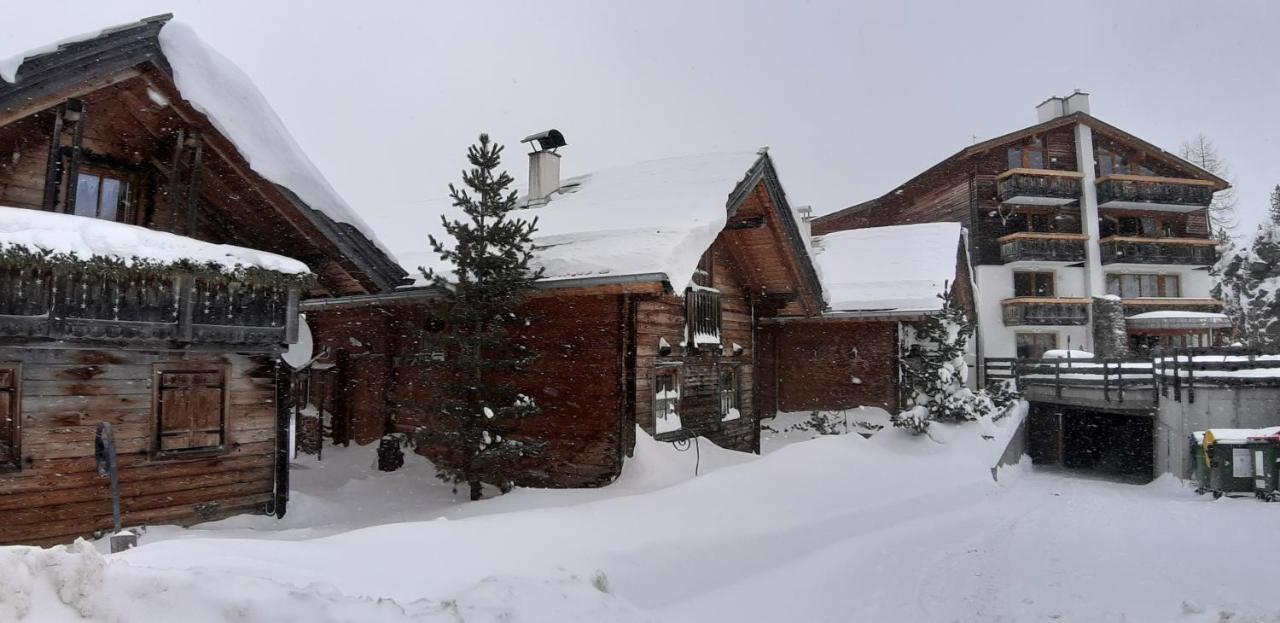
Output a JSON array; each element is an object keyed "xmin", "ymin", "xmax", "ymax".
[
  {"xmin": 1064, "ymin": 90, "xmax": 1090, "ymax": 115},
  {"xmin": 520, "ymin": 129, "xmax": 566, "ymax": 207},
  {"xmin": 796, "ymin": 205, "xmax": 813, "ymax": 240},
  {"xmin": 1036, "ymin": 96, "xmax": 1065, "ymax": 123}
]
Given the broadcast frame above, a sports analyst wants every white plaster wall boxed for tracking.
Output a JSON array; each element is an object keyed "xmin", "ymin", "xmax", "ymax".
[{"xmin": 975, "ymin": 264, "xmax": 1090, "ymax": 359}]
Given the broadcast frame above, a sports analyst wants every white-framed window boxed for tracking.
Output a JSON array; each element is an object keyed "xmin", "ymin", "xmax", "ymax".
[
  {"xmin": 654, "ymin": 367, "xmax": 682, "ymax": 434},
  {"xmin": 719, "ymin": 366, "xmax": 740, "ymax": 422}
]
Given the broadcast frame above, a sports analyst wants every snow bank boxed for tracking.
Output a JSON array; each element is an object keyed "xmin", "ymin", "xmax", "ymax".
[
  {"xmin": 813, "ymin": 222, "xmax": 961, "ymax": 312},
  {"xmin": 1043, "ymin": 349, "xmax": 1095, "ymax": 359},
  {"xmin": 399, "ymin": 152, "xmax": 762, "ymax": 292},
  {"xmin": 0, "ymin": 205, "xmax": 309, "ymax": 274},
  {"xmin": 157, "ymin": 22, "xmax": 391, "ymax": 256}
]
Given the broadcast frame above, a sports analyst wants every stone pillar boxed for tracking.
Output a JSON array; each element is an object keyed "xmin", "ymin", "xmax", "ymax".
[{"xmin": 1092, "ymin": 295, "xmax": 1129, "ymax": 358}]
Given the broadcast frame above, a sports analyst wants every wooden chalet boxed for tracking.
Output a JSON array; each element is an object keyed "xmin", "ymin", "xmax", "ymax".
[
  {"xmin": 0, "ymin": 15, "xmax": 404, "ymax": 545},
  {"xmin": 764, "ymin": 222, "xmax": 974, "ymax": 415},
  {"xmin": 303, "ymin": 149, "xmax": 825, "ymax": 487}
]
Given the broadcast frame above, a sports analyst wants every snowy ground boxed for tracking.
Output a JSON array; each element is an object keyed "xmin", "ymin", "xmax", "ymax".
[{"xmin": 5, "ymin": 406, "xmax": 1280, "ymax": 622}]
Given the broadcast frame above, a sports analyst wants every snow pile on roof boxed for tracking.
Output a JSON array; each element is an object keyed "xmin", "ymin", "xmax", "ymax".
[
  {"xmin": 0, "ymin": 205, "xmax": 309, "ymax": 274},
  {"xmin": 155, "ymin": 22, "xmax": 390, "ymax": 255},
  {"xmin": 1043, "ymin": 349, "xmax": 1095, "ymax": 359},
  {"xmin": 395, "ymin": 152, "xmax": 761, "ymax": 292},
  {"xmin": 813, "ymin": 222, "xmax": 962, "ymax": 312}
]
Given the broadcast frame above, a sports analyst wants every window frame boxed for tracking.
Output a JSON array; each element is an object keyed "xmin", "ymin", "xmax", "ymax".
[
  {"xmin": 70, "ymin": 165, "xmax": 134, "ymax": 223},
  {"xmin": 1013, "ymin": 271, "xmax": 1056, "ymax": 298},
  {"xmin": 718, "ymin": 365, "xmax": 740, "ymax": 421},
  {"xmin": 0, "ymin": 363, "xmax": 21, "ymax": 472},
  {"xmin": 151, "ymin": 362, "xmax": 231, "ymax": 460},
  {"xmin": 1105, "ymin": 273, "xmax": 1181, "ymax": 298},
  {"xmin": 653, "ymin": 366, "xmax": 682, "ymax": 435},
  {"xmin": 1007, "ymin": 135, "xmax": 1047, "ymax": 170},
  {"xmin": 1015, "ymin": 332, "xmax": 1058, "ymax": 359}
]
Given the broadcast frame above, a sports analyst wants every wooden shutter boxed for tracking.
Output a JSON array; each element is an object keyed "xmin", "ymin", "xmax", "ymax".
[
  {"xmin": 0, "ymin": 364, "xmax": 19, "ymax": 467},
  {"xmin": 155, "ymin": 366, "xmax": 227, "ymax": 453}
]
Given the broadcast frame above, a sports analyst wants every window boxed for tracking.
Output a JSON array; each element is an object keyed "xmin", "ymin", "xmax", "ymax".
[
  {"xmin": 1016, "ymin": 333, "xmax": 1057, "ymax": 359},
  {"xmin": 153, "ymin": 364, "xmax": 229, "ymax": 456},
  {"xmin": 1013, "ymin": 271, "xmax": 1055, "ymax": 298},
  {"xmin": 0, "ymin": 364, "xmax": 19, "ymax": 470},
  {"xmin": 1106, "ymin": 273, "xmax": 1180, "ymax": 298},
  {"xmin": 653, "ymin": 367, "xmax": 682, "ymax": 434},
  {"xmin": 73, "ymin": 171, "xmax": 129, "ymax": 221},
  {"xmin": 1097, "ymin": 149, "xmax": 1131, "ymax": 176},
  {"xmin": 686, "ymin": 287, "xmax": 722, "ymax": 349},
  {"xmin": 1007, "ymin": 137, "xmax": 1046, "ymax": 169},
  {"xmin": 719, "ymin": 366, "xmax": 740, "ymax": 422}
]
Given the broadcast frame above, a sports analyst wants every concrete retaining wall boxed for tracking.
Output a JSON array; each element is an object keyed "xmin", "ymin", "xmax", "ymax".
[{"xmin": 1155, "ymin": 387, "xmax": 1280, "ymax": 478}]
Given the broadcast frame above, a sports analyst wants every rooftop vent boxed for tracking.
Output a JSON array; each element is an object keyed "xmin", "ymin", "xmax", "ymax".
[
  {"xmin": 1036, "ymin": 90, "xmax": 1090, "ymax": 122},
  {"xmin": 521, "ymin": 129, "xmax": 566, "ymax": 207}
]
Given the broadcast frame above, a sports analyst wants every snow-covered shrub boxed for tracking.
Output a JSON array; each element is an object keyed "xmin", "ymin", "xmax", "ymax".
[
  {"xmin": 1216, "ymin": 223, "xmax": 1280, "ymax": 349},
  {"xmin": 893, "ymin": 286, "xmax": 1016, "ymax": 434}
]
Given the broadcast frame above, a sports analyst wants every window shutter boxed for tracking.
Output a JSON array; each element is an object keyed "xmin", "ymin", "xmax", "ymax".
[
  {"xmin": 0, "ymin": 365, "xmax": 17, "ymax": 466},
  {"xmin": 156, "ymin": 368, "xmax": 226, "ymax": 452},
  {"xmin": 686, "ymin": 287, "xmax": 722, "ymax": 348}
]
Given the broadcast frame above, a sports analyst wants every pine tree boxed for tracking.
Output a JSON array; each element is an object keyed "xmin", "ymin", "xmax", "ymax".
[
  {"xmin": 892, "ymin": 285, "xmax": 1015, "ymax": 434},
  {"xmin": 419, "ymin": 134, "xmax": 544, "ymax": 500},
  {"xmin": 1179, "ymin": 134, "xmax": 1238, "ymax": 238},
  {"xmin": 1269, "ymin": 184, "xmax": 1280, "ymax": 226}
]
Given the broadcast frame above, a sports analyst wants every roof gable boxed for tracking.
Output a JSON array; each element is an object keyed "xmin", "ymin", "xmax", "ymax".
[{"xmin": 0, "ymin": 15, "xmax": 406, "ymax": 293}]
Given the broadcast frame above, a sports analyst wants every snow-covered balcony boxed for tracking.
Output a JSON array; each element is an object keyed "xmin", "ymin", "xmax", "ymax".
[
  {"xmin": 1098, "ymin": 236, "xmax": 1217, "ymax": 267},
  {"xmin": 1121, "ymin": 297, "xmax": 1223, "ymax": 317},
  {"xmin": 0, "ymin": 207, "xmax": 309, "ymax": 350},
  {"xmin": 1001, "ymin": 297, "xmax": 1090, "ymax": 326},
  {"xmin": 1095, "ymin": 175, "xmax": 1216, "ymax": 212},
  {"xmin": 998, "ymin": 232, "xmax": 1088, "ymax": 264},
  {"xmin": 996, "ymin": 168, "xmax": 1083, "ymax": 206}
]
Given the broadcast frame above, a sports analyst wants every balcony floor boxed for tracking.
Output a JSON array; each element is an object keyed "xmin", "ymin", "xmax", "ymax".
[{"xmin": 1098, "ymin": 201, "xmax": 1205, "ymax": 213}]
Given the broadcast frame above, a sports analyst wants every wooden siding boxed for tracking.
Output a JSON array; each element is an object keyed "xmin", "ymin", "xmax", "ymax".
[
  {"xmin": 0, "ymin": 348, "xmax": 278, "ymax": 546},
  {"xmin": 771, "ymin": 321, "xmax": 900, "ymax": 413}
]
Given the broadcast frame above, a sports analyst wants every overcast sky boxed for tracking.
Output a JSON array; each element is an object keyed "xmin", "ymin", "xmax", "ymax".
[{"xmin": 4, "ymin": 1, "xmax": 1278, "ymax": 253}]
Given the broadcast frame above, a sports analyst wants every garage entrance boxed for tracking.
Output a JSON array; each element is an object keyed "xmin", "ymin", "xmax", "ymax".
[{"xmin": 1027, "ymin": 403, "xmax": 1154, "ymax": 482}]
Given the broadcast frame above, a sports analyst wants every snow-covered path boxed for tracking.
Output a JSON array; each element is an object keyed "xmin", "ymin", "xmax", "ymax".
[
  {"xmin": 7, "ymin": 413, "xmax": 1280, "ymax": 622},
  {"xmin": 662, "ymin": 469, "xmax": 1278, "ymax": 623}
]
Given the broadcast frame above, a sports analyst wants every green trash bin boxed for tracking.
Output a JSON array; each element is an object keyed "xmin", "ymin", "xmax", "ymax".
[
  {"xmin": 1201, "ymin": 430, "xmax": 1259, "ymax": 498},
  {"xmin": 1190, "ymin": 433, "xmax": 1211, "ymax": 494},
  {"xmin": 1247, "ymin": 435, "xmax": 1280, "ymax": 502}
]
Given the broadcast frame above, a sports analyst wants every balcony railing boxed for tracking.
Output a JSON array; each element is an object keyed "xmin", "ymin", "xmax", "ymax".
[
  {"xmin": 996, "ymin": 168, "xmax": 1083, "ymax": 206},
  {"xmin": 1096, "ymin": 175, "xmax": 1216, "ymax": 212},
  {"xmin": 998, "ymin": 232, "xmax": 1088, "ymax": 264},
  {"xmin": 1099, "ymin": 236, "xmax": 1217, "ymax": 266},
  {"xmin": 1001, "ymin": 297, "xmax": 1090, "ymax": 326},
  {"xmin": 0, "ymin": 264, "xmax": 300, "ymax": 349},
  {"xmin": 1121, "ymin": 298, "xmax": 1224, "ymax": 317}
]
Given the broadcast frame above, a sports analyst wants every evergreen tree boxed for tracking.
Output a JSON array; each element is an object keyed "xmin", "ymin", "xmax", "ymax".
[
  {"xmin": 1179, "ymin": 134, "xmax": 1238, "ymax": 238},
  {"xmin": 1270, "ymin": 184, "xmax": 1280, "ymax": 226},
  {"xmin": 419, "ymin": 134, "xmax": 544, "ymax": 500},
  {"xmin": 892, "ymin": 285, "xmax": 1016, "ymax": 435}
]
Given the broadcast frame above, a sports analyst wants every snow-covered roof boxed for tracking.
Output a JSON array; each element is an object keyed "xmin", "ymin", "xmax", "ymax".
[
  {"xmin": 0, "ymin": 205, "xmax": 309, "ymax": 274},
  {"xmin": 1127, "ymin": 311, "xmax": 1231, "ymax": 330},
  {"xmin": 398, "ymin": 151, "xmax": 764, "ymax": 293},
  {"xmin": 0, "ymin": 17, "xmax": 393, "ymax": 263},
  {"xmin": 813, "ymin": 222, "xmax": 962, "ymax": 313}
]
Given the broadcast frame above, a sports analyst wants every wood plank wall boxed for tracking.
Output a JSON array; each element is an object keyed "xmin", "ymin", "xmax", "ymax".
[
  {"xmin": 0, "ymin": 347, "xmax": 278, "ymax": 546},
  {"xmin": 771, "ymin": 321, "xmax": 900, "ymax": 414}
]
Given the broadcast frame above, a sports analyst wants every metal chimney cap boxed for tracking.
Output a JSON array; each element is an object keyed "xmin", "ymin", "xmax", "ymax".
[{"xmin": 521, "ymin": 129, "xmax": 567, "ymax": 151}]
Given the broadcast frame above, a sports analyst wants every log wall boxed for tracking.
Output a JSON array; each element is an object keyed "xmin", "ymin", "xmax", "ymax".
[
  {"xmin": 770, "ymin": 320, "xmax": 901, "ymax": 414},
  {"xmin": 0, "ymin": 347, "xmax": 278, "ymax": 546}
]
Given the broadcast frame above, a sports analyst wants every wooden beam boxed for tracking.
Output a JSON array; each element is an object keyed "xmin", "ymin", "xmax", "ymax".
[
  {"xmin": 60, "ymin": 99, "xmax": 86, "ymax": 214},
  {"xmin": 184, "ymin": 133, "xmax": 204, "ymax": 235},
  {"xmin": 725, "ymin": 216, "xmax": 766, "ymax": 230},
  {"xmin": 0, "ymin": 68, "xmax": 141, "ymax": 128},
  {"xmin": 40, "ymin": 107, "xmax": 64, "ymax": 211},
  {"xmin": 165, "ymin": 127, "xmax": 185, "ymax": 233}
]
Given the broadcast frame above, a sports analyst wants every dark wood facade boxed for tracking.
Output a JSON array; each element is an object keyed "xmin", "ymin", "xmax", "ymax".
[
  {"xmin": 0, "ymin": 16, "xmax": 401, "ymax": 544},
  {"xmin": 303, "ymin": 169, "xmax": 826, "ymax": 487}
]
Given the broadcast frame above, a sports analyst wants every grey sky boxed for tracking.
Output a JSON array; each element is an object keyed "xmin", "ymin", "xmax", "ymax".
[{"xmin": 4, "ymin": 1, "xmax": 1277, "ymax": 254}]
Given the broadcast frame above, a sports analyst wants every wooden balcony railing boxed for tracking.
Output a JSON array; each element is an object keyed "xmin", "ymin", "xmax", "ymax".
[
  {"xmin": 1122, "ymin": 298, "xmax": 1224, "ymax": 317},
  {"xmin": 0, "ymin": 265, "xmax": 300, "ymax": 350},
  {"xmin": 1001, "ymin": 297, "xmax": 1090, "ymax": 326},
  {"xmin": 1098, "ymin": 236, "xmax": 1216, "ymax": 266},
  {"xmin": 998, "ymin": 232, "xmax": 1089, "ymax": 264},
  {"xmin": 1096, "ymin": 174, "xmax": 1216, "ymax": 211},
  {"xmin": 996, "ymin": 168, "xmax": 1083, "ymax": 206}
]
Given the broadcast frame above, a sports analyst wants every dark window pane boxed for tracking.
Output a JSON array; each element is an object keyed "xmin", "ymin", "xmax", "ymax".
[
  {"xmin": 99, "ymin": 178, "xmax": 122, "ymax": 222},
  {"xmin": 1007, "ymin": 148, "xmax": 1021, "ymax": 169},
  {"xmin": 1027, "ymin": 150, "xmax": 1045, "ymax": 169},
  {"xmin": 74, "ymin": 174, "xmax": 100, "ymax": 217}
]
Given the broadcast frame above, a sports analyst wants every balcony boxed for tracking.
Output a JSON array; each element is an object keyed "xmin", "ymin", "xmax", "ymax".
[
  {"xmin": 1099, "ymin": 236, "xmax": 1217, "ymax": 267},
  {"xmin": 996, "ymin": 168, "xmax": 1083, "ymax": 206},
  {"xmin": 1001, "ymin": 297, "xmax": 1090, "ymax": 326},
  {"xmin": 1096, "ymin": 175, "xmax": 1216, "ymax": 212},
  {"xmin": 0, "ymin": 263, "xmax": 301, "ymax": 350},
  {"xmin": 998, "ymin": 232, "xmax": 1088, "ymax": 264},
  {"xmin": 1121, "ymin": 298, "xmax": 1224, "ymax": 317}
]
